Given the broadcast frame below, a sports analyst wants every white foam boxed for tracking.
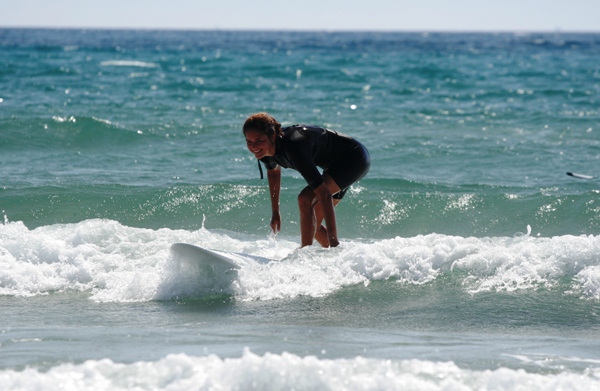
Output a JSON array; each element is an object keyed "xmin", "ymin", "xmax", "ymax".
[
  {"xmin": 99, "ymin": 60, "xmax": 159, "ymax": 68},
  {"xmin": 0, "ymin": 350, "xmax": 598, "ymax": 391},
  {"xmin": 1, "ymin": 219, "xmax": 600, "ymax": 302},
  {"xmin": 448, "ymin": 234, "xmax": 600, "ymax": 294},
  {"xmin": 575, "ymin": 265, "xmax": 600, "ymax": 299}
]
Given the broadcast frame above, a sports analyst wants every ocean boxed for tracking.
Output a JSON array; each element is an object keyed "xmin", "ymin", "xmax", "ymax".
[{"xmin": 1, "ymin": 28, "xmax": 599, "ymax": 390}]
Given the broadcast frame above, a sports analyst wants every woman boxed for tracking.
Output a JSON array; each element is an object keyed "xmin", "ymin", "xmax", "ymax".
[{"xmin": 243, "ymin": 112, "xmax": 370, "ymax": 247}]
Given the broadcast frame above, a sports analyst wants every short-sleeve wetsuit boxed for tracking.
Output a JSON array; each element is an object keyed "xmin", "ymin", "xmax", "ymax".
[{"xmin": 259, "ymin": 124, "xmax": 370, "ymax": 199}]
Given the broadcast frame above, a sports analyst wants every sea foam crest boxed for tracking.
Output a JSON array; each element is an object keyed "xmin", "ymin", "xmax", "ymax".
[
  {"xmin": 0, "ymin": 350, "xmax": 598, "ymax": 391},
  {"xmin": 1, "ymin": 219, "xmax": 599, "ymax": 302},
  {"xmin": 99, "ymin": 60, "xmax": 160, "ymax": 68}
]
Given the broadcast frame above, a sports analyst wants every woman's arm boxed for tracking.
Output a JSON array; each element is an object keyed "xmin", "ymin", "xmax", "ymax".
[{"xmin": 267, "ymin": 166, "xmax": 282, "ymax": 233}]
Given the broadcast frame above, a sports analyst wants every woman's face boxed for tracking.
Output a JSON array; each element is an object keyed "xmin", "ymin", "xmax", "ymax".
[{"xmin": 244, "ymin": 129, "xmax": 275, "ymax": 159}]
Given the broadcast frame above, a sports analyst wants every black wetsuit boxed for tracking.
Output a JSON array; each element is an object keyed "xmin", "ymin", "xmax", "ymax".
[{"xmin": 259, "ymin": 124, "xmax": 370, "ymax": 199}]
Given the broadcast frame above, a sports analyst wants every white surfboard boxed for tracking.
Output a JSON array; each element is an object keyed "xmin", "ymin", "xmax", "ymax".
[
  {"xmin": 166, "ymin": 243, "xmax": 244, "ymax": 295},
  {"xmin": 170, "ymin": 243, "xmax": 241, "ymax": 272},
  {"xmin": 170, "ymin": 243, "xmax": 275, "ymax": 275}
]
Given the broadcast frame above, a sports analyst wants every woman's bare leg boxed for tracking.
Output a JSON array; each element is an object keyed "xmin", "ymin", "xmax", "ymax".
[
  {"xmin": 298, "ymin": 186, "xmax": 317, "ymax": 247},
  {"xmin": 314, "ymin": 198, "xmax": 341, "ymax": 247},
  {"xmin": 298, "ymin": 175, "xmax": 342, "ymax": 247}
]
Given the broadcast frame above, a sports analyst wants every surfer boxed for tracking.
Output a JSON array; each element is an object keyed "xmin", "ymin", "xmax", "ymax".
[{"xmin": 243, "ymin": 112, "xmax": 370, "ymax": 248}]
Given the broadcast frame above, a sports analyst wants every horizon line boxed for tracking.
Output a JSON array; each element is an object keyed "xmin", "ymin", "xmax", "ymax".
[{"xmin": 2, "ymin": 25, "xmax": 600, "ymax": 34}]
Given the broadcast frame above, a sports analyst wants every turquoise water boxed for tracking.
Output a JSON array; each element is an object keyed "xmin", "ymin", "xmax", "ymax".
[{"xmin": 1, "ymin": 29, "xmax": 600, "ymax": 389}]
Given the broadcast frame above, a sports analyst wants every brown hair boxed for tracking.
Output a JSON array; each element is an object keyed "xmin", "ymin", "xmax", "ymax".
[{"xmin": 242, "ymin": 112, "xmax": 281, "ymax": 138}]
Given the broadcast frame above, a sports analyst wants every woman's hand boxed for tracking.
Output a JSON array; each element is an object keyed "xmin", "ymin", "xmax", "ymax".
[{"xmin": 270, "ymin": 210, "xmax": 281, "ymax": 234}]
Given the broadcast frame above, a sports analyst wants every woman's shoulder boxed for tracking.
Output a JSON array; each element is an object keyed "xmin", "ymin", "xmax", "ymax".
[
  {"xmin": 282, "ymin": 124, "xmax": 307, "ymax": 134},
  {"xmin": 281, "ymin": 125, "xmax": 304, "ymax": 142},
  {"xmin": 278, "ymin": 125, "xmax": 317, "ymax": 155},
  {"xmin": 283, "ymin": 124, "xmax": 320, "ymax": 131},
  {"xmin": 282, "ymin": 124, "xmax": 325, "ymax": 138}
]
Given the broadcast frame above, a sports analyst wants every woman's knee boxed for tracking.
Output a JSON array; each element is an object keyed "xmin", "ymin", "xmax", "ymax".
[{"xmin": 297, "ymin": 186, "xmax": 316, "ymax": 208}]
